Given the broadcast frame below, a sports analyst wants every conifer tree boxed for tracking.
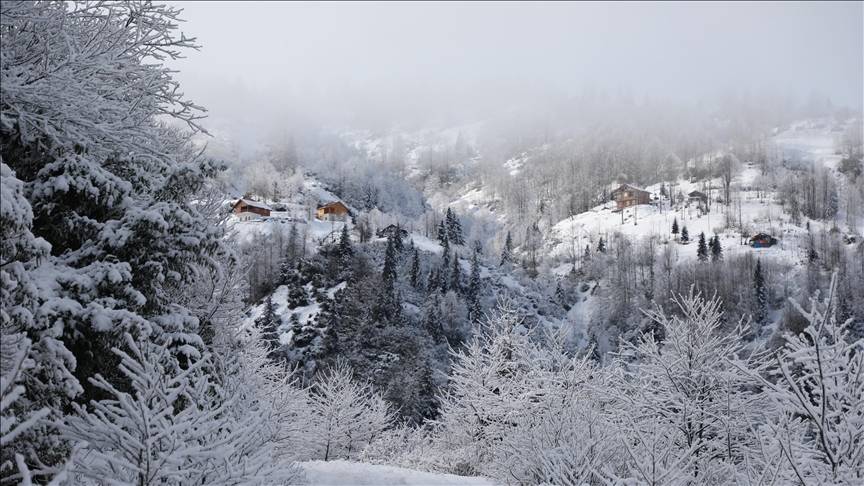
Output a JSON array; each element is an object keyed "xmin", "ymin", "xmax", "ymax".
[
  {"xmin": 680, "ymin": 226, "xmax": 690, "ymax": 243},
  {"xmin": 597, "ymin": 236, "xmax": 606, "ymax": 253},
  {"xmin": 671, "ymin": 217, "xmax": 679, "ymax": 237},
  {"xmin": 423, "ymin": 293, "xmax": 444, "ymax": 343},
  {"xmin": 446, "ymin": 208, "xmax": 465, "ymax": 245},
  {"xmin": 337, "ymin": 223, "xmax": 353, "ymax": 262},
  {"xmin": 437, "ymin": 220, "xmax": 449, "ymax": 247},
  {"xmin": 373, "ymin": 234, "xmax": 401, "ymax": 323},
  {"xmin": 410, "ymin": 248, "xmax": 421, "ymax": 288},
  {"xmin": 451, "ymin": 253, "xmax": 462, "ymax": 293},
  {"xmin": 697, "ymin": 232, "xmax": 708, "ymax": 261},
  {"xmin": 753, "ymin": 259, "xmax": 767, "ymax": 326},
  {"xmin": 710, "ymin": 235, "xmax": 722, "ymax": 261},
  {"xmin": 500, "ymin": 231, "xmax": 513, "ymax": 266},
  {"xmin": 467, "ymin": 250, "xmax": 483, "ymax": 322},
  {"xmin": 256, "ymin": 294, "xmax": 281, "ymax": 358}
]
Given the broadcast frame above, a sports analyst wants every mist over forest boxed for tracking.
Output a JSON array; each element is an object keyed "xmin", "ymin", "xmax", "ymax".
[{"xmin": 2, "ymin": 2, "xmax": 862, "ymax": 485}]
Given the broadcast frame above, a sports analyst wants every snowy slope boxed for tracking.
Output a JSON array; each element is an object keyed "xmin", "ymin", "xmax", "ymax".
[{"xmin": 299, "ymin": 460, "xmax": 495, "ymax": 486}]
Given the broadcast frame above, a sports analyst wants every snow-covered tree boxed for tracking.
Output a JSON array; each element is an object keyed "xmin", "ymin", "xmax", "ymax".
[
  {"xmin": 761, "ymin": 275, "xmax": 864, "ymax": 484},
  {"xmin": 499, "ymin": 231, "xmax": 513, "ymax": 267},
  {"xmin": 308, "ymin": 361, "xmax": 393, "ymax": 461},
  {"xmin": 608, "ymin": 290, "xmax": 769, "ymax": 485},
  {"xmin": 60, "ymin": 334, "xmax": 300, "ymax": 485}
]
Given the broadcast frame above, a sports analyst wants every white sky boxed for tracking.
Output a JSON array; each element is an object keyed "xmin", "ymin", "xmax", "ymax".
[{"xmin": 169, "ymin": 1, "xmax": 863, "ymax": 134}]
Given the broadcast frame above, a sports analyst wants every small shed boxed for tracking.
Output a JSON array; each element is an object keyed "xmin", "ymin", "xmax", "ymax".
[
  {"xmin": 377, "ymin": 224, "xmax": 409, "ymax": 240},
  {"xmin": 611, "ymin": 184, "xmax": 651, "ymax": 209},
  {"xmin": 233, "ymin": 199, "xmax": 271, "ymax": 221},
  {"xmin": 316, "ymin": 201, "xmax": 350, "ymax": 221},
  {"xmin": 749, "ymin": 233, "xmax": 777, "ymax": 248}
]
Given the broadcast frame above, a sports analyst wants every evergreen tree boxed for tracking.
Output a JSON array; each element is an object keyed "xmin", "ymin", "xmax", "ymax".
[
  {"xmin": 753, "ymin": 259, "xmax": 767, "ymax": 327},
  {"xmin": 382, "ymin": 234, "xmax": 399, "ymax": 286},
  {"xmin": 680, "ymin": 226, "xmax": 690, "ymax": 243},
  {"xmin": 410, "ymin": 248, "xmax": 421, "ymax": 288},
  {"xmin": 450, "ymin": 253, "xmax": 462, "ymax": 293},
  {"xmin": 392, "ymin": 223, "xmax": 405, "ymax": 253},
  {"xmin": 597, "ymin": 236, "xmax": 606, "ymax": 253},
  {"xmin": 671, "ymin": 217, "xmax": 679, "ymax": 237},
  {"xmin": 467, "ymin": 250, "xmax": 483, "ymax": 322},
  {"xmin": 437, "ymin": 220, "xmax": 449, "ymax": 247},
  {"xmin": 423, "ymin": 293, "xmax": 444, "ymax": 343},
  {"xmin": 500, "ymin": 231, "xmax": 513, "ymax": 266},
  {"xmin": 373, "ymin": 234, "xmax": 401, "ymax": 323},
  {"xmin": 697, "ymin": 232, "xmax": 708, "ymax": 261},
  {"xmin": 337, "ymin": 223, "xmax": 353, "ymax": 262},
  {"xmin": 287, "ymin": 223, "xmax": 300, "ymax": 261},
  {"xmin": 710, "ymin": 235, "xmax": 723, "ymax": 261},
  {"xmin": 446, "ymin": 208, "xmax": 465, "ymax": 245},
  {"xmin": 256, "ymin": 294, "xmax": 281, "ymax": 359}
]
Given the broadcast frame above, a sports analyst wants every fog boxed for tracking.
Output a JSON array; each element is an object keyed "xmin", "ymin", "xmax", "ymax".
[{"xmin": 169, "ymin": 1, "xmax": 862, "ymax": 148}]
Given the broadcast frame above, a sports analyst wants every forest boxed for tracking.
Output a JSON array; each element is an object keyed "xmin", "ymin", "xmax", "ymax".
[{"xmin": 1, "ymin": 2, "xmax": 862, "ymax": 485}]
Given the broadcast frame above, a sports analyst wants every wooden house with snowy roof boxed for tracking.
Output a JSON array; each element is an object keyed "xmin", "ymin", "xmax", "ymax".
[
  {"xmin": 233, "ymin": 198, "xmax": 271, "ymax": 221},
  {"xmin": 316, "ymin": 201, "xmax": 350, "ymax": 221},
  {"xmin": 611, "ymin": 184, "xmax": 651, "ymax": 210}
]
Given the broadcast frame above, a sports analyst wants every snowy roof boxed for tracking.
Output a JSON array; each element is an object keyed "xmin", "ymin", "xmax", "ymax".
[
  {"xmin": 234, "ymin": 199, "xmax": 271, "ymax": 211},
  {"xmin": 317, "ymin": 200, "xmax": 349, "ymax": 211},
  {"xmin": 611, "ymin": 183, "xmax": 650, "ymax": 194}
]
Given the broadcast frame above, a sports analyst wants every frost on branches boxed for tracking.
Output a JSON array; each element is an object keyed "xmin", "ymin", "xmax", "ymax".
[
  {"xmin": 0, "ymin": 1, "xmax": 288, "ymax": 482},
  {"xmin": 762, "ymin": 275, "xmax": 864, "ymax": 484}
]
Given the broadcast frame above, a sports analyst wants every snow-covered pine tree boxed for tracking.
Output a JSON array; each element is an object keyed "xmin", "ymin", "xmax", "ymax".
[
  {"xmin": 681, "ymin": 225, "xmax": 690, "ymax": 243},
  {"xmin": 445, "ymin": 208, "xmax": 465, "ymax": 245},
  {"xmin": 256, "ymin": 294, "xmax": 282, "ymax": 360},
  {"xmin": 308, "ymin": 361, "xmax": 393, "ymax": 461},
  {"xmin": 672, "ymin": 217, "xmax": 679, "ymax": 237},
  {"xmin": 697, "ymin": 232, "xmax": 709, "ymax": 261},
  {"xmin": 499, "ymin": 231, "xmax": 513, "ymax": 267},
  {"xmin": 597, "ymin": 236, "xmax": 606, "ymax": 253},
  {"xmin": 762, "ymin": 275, "xmax": 863, "ymax": 484}
]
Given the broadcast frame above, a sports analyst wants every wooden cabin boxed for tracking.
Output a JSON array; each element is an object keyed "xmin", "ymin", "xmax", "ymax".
[
  {"xmin": 316, "ymin": 201, "xmax": 350, "ymax": 221},
  {"xmin": 377, "ymin": 224, "xmax": 409, "ymax": 240},
  {"xmin": 611, "ymin": 184, "xmax": 651, "ymax": 210},
  {"xmin": 233, "ymin": 199, "xmax": 271, "ymax": 221},
  {"xmin": 749, "ymin": 233, "xmax": 777, "ymax": 248}
]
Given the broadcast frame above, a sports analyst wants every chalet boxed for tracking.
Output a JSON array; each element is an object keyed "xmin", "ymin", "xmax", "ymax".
[
  {"xmin": 377, "ymin": 224, "xmax": 409, "ymax": 240},
  {"xmin": 688, "ymin": 190, "xmax": 708, "ymax": 204},
  {"xmin": 233, "ymin": 199, "xmax": 271, "ymax": 221},
  {"xmin": 749, "ymin": 233, "xmax": 777, "ymax": 248},
  {"xmin": 611, "ymin": 184, "xmax": 651, "ymax": 210},
  {"xmin": 316, "ymin": 201, "xmax": 350, "ymax": 221}
]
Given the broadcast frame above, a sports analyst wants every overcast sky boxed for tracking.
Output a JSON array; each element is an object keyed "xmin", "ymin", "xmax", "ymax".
[{"xmin": 169, "ymin": 1, "xmax": 862, "ymax": 137}]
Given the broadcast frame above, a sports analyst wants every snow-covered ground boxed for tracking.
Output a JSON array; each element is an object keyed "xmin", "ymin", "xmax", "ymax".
[{"xmin": 299, "ymin": 461, "xmax": 494, "ymax": 486}]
